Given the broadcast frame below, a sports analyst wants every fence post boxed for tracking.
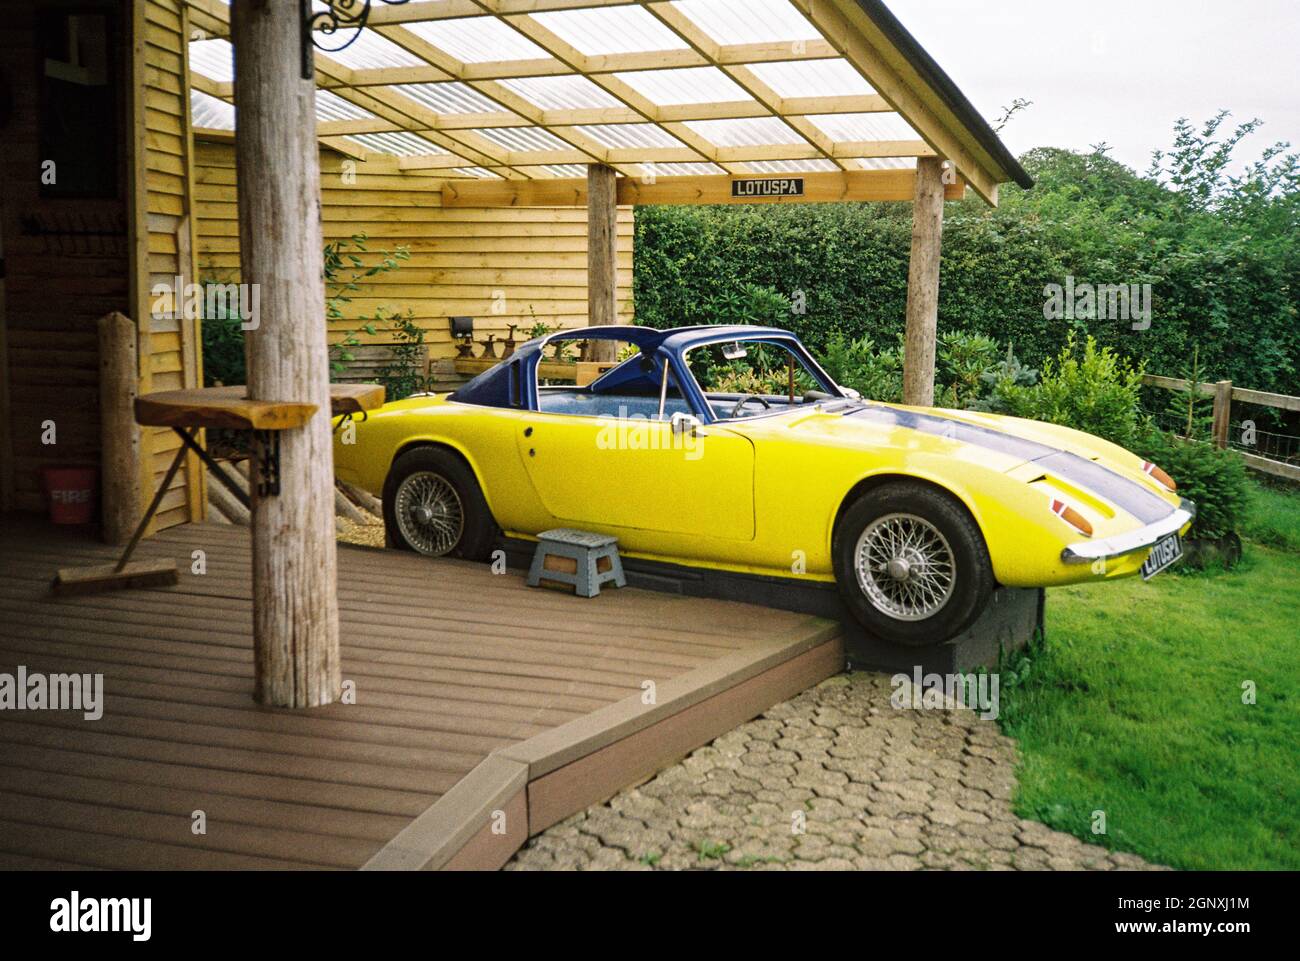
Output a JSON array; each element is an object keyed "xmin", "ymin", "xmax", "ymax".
[{"xmin": 1212, "ymin": 380, "xmax": 1232, "ymax": 450}]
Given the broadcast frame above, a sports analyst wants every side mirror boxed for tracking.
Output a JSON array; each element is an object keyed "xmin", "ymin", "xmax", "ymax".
[{"xmin": 840, "ymin": 386, "xmax": 862, "ymax": 400}]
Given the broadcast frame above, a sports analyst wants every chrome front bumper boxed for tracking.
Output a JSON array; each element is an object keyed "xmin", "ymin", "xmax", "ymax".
[{"xmin": 1060, "ymin": 499, "xmax": 1196, "ymax": 564}]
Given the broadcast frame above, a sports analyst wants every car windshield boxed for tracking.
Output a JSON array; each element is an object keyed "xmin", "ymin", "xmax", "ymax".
[{"xmin": 685, "ymin": 339, "xmax": 833, "ymax": 420}]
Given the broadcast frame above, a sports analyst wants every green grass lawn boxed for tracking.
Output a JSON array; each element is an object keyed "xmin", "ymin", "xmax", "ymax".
[{"xmin": 998, "ymin": 480, "xmax": 1300, "ymax": 870}]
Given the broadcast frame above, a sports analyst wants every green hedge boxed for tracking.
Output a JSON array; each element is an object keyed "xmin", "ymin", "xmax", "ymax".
[{"xmin": 634, "ymin": 135, "xmax": 1300, "ymax": 399}]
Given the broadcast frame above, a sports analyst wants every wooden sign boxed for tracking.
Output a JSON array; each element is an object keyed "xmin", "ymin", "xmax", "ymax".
[{"xmin": 730, "ymin": 177, "xmax": 805, "ymax": 199}]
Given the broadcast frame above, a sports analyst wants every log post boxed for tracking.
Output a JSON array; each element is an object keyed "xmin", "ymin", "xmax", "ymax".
[
  {"xmin": 586, "ymin": 163, "xmax": 618, "ymax": 362},
  {"xmin": 97, "ymin": 312, "xmax": 142, "ymax": 544},
  {"xmin": 232, "ymin": 0, "xmax": 339, "ymax": 708},
  {"xmin": 1212, "ymin": 380, "xmax": 1232, "ymax": 449},
  {"xmin": 902, "ymin": 157, "xmax": 946, "ymax": 407}
]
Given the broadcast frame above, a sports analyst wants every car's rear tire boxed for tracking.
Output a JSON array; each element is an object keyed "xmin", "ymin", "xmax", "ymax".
[
  {"xmin": 383, "ymin": 447, "xmax": 497, "ymax": 561},
  {"xmin": 832, "ymin": 481, "xmax": 993, "ymax": 647}
]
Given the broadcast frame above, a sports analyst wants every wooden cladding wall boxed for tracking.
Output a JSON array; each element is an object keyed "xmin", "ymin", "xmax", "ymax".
[
  {"xmin": 131, "ymin": 0, "xmax": 204, "ymax": 531},
  {"xmin": 192, "ymin": 139, "xmax": 635, "ymax": 358},
  {"xmin": 0, "ymin": 4, "xmax": 129, "ymax": 513}
]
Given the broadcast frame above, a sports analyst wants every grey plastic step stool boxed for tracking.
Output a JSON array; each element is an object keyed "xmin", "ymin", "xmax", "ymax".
[{"xmin": 526, "ymin": 528, "xmax": 626, "ymax": 598}]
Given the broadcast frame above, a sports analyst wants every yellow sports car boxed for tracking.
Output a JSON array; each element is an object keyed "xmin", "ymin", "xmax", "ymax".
[{"xmin": 333, "ymin": 325, "xmax": 1193, "ymax": 646}]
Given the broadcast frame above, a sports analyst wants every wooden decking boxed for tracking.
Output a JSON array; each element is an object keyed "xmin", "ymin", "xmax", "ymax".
[{"xmin": 0, "ymin": 517, "xmax": 841, "ymax": 870}]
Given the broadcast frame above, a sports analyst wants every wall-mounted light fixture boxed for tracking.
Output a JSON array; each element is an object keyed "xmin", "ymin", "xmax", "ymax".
[{"xmin": 301, "ymin": 0, "xmax": 411, "ymax": 80}]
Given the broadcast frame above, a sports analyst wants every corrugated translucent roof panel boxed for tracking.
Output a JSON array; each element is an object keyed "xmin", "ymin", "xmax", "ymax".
[
  {"xmin": 500, "ymin": 76, "xmax": 622, "ymax": 111},
  {"xmin": 639, "ymin": 161, "xmax": 726, "ymax": 177},
  {"xmin": 474, "ymin": 126, "xmax": 572, "ymax": 152},
  {"xmin": 851, "ymin": 157, "xmax": 917, "ymax": 170},
  {"xmin": 453, "ymin": 167, "xmax": 501, "ymax": 179},
  {"xmin": 747, "ymin": 158, "xmax": 839, "ymax": 173},
  {"xmin": 315, "ymin": 90, "xmax": 374, "ymax": 121},
  {"xmin": 749, "ymin": 58, "xmax": 875, "ymax": 98},
  {"xmin": 575, "ymin": 124, "xmax": 685, "ymax": 150},
  {"xmin": 315, "ymin": 28, "xmax": 424, "ymax": 70},
  {"xmin": 190, "ymin": 90, "xmax": 235, "ymax": 130},
  {"xmin": 531, "ymin": 7, "xmax": 689, "ymax": 55},
  {"xmin": 346, "ymin": 131, "xmax": 447, "ymax": 156},
  {"xmin": 685, "ymin": 117, "xmax": 804, "ymax": 147},
  {"xmin": 613, "ymin": 67, "xmax": 752, "ymax": 106},
  {"xmin": 391, "ymin": 83, "xmax": 502, "ymax": 114},
  {"xmin": 671, "ymin": 0, "xmax": 821, "ymax": 45},
  {"xmin": 406, "ymin": 17, "xmax": 550, "ymax": 63},
  {"xmin": 543, "ymin": 164, "xmax": 589, "ymax": 178},
  {"xmin": 807, "ymin": 112, "xmax": 918, "ymax": 142},
  {"xmin": 189, "ymin": 38, "xmax": 233, "ymax": 83}
]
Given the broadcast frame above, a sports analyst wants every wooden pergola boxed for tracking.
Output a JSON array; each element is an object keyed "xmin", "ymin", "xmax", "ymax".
[{"xmin": 192, "ymin": 0, "xmax": 1029, "ymax": 708}]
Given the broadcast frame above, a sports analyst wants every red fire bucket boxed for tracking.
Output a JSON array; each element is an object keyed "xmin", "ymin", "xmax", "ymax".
[{"xmin": 41, "ymin": 465, "xmax": 99, "ymax": 525}]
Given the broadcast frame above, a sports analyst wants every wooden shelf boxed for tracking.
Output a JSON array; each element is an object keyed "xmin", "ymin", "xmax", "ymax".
[{"xmin": 134, "ymin": 384, "xmax": 385, "ymax": 431}]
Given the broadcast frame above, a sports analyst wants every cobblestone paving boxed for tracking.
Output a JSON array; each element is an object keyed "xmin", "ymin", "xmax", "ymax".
[{"xmin": 507, "ymin": 672, "xmax": 1165, "ymax": 871}]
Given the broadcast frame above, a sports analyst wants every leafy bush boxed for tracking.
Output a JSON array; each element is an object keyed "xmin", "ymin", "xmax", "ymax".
[
  {"xmin": 936, "ymin": 331, "xmax": 1000, "ymax": 409},
  {"xmin": 818, "ymin": 332, "xmax": 903, "ymax": 402},
  {"xmin": 375, "ymin": 312, "xmax": 434, "ymax": 401},
  {"xmin": 325, "ymin": 234, "xmax": 411, "ymax": 379},
  {"xmin": 1139, "ymin": 429, "xmax": 1249, "ymax": 540},
  {"xmin": 200, "ymin": 309, "xmax": 245, "ymax": 387},
  {"xmin": 200, "ymin": 234, "xmax": 414, "ymax": 388},
  {"xmin": 1135, "ymin": 350, "xmax": 1250, "ymax": 541},
  {"xmin": 992, "ymin": 334, "xmax": 1148, "ymax": 449}
]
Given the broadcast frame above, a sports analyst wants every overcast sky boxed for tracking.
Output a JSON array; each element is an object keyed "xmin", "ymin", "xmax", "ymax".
[{"xmin": 887, "ymin": 0, "xmax": 1300, "ymax": 176}]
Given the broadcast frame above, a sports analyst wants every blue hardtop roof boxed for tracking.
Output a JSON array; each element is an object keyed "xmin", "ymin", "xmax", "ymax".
[
  {"xmin": 512, "ymin": 323, "xmax": 801, "ymax": 361},
  {"xmin": 449, "ymin": 323, "xmax": 831, "ymax": 415}
]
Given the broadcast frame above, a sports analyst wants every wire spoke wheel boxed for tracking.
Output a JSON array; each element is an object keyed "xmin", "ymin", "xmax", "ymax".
[
  {"xmin": 394, "ymin": 471, "xmax": 464, "ymax": 556},
  {"xmin": 853, "ymin": 512, "xmax": 956, "ymax": 621}
]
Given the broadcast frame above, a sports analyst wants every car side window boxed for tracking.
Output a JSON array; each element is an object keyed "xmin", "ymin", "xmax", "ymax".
[{"xmin": 535, "ymin": 345, "xmax": 692, "ymax": 421}]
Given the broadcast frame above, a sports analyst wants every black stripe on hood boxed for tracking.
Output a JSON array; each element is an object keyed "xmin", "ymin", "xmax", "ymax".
[{"xmin": 848, "ymin": 405, "xmax": 1171, "ymax": 524}]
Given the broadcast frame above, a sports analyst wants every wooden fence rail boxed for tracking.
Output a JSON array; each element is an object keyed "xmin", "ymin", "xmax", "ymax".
[{"xmin": 1142, "ymin": 374, "xmax": 1300, "ymax": 483}]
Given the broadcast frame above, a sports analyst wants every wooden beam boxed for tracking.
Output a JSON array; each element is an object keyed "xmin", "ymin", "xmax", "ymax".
[
  {"xmin": 231, "ymin": 0, "xmax": 340, "ymax": 709},
  {"xmin": 586, "ymin": 163, "xmax": 619, "ymax": 361},
  {"xmin": 442, "ymin": 168, "xmax": 965, "ymax": 206},
  {"xmin": 902, "ymin": 157, "xmax": 945, "ymax": 406}
]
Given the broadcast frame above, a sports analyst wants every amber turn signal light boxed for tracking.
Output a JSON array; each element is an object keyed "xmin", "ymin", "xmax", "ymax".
[
  {"xmin": 1050, "ymin": 498, "xmax": 1094, "ymax": 537},
  {"xmin": 1141, "ymin": 461, "xmax": 1177, "ymax": 492}
]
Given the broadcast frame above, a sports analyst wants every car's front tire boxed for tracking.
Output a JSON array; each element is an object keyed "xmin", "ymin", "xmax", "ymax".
[
  {"xmin": 383, "ymin": 447, "xmax": 497, "ymax": 561},
  {"xmin": 832, "ymin": 481, "xmax": 993, "ymax": 646}
]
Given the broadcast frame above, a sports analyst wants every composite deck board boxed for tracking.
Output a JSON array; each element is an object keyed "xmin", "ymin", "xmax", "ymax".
[
  {"xmin": 0, "ymin": 766, "xmax": 411, "ymax": 841},
  {"xmin": 0, "ymin": 556, "xmax": 753, "ymax": 653},
  {"xmin": 0, "ymin": 517, "xmax": 822, "ymax": 869},
  {"xmin": 3, "ymin": 532, "xmax": 775, "ymax": 640},
  {"xmin": 0, "ymin": 586, "xmax": 743, "ymax": 661}
]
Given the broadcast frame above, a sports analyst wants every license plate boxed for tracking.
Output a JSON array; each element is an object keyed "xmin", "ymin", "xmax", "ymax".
[{"xmin": 1140, "ymin": 533, "xmax": 1183, "ymax": 580}]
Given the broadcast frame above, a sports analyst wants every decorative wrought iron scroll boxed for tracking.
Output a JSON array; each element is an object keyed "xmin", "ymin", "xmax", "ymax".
[{"xmin": 301, "ymin": 0, "xmax": 411, "ymax": 80}]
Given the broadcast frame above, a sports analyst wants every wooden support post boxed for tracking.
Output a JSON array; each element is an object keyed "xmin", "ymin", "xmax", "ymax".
[
  {"xmin": 1212, "ymin": 380, "xmax": 1232, "ymax": 450},
  {"xmin": 232, "ymin": 0, "xmax": 340, "ymax": 708},
  {"xmin": 902, "ymin": 157, "xmax": 946, "ymax": 407},
  {"xmin": 98, "ymin": 312, "xmax": 142, "ymax": 545},
  {"xmin": 586, "ymin": 163, "xmax": 618, "ymax": 363}
]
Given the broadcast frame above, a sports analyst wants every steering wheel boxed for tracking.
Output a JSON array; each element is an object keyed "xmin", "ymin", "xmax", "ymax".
[{"xmin": 730, "ymin": 394, "xmax": 772, "ymax": 418}]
